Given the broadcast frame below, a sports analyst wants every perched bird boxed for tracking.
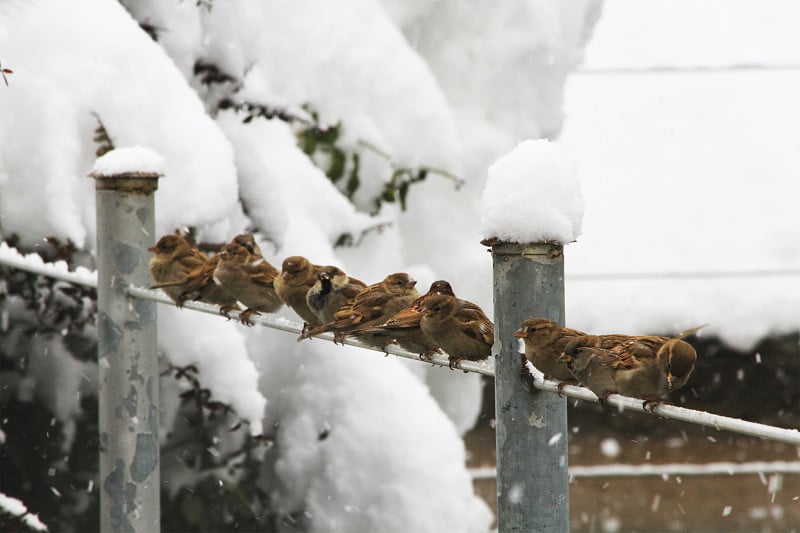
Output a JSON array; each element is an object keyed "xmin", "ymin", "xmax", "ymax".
[
  {"xmin": 560, "ymin": 325, "xmax": 704, "ymax": 410},
  {"xmin": 148, "ymin": 234, "xmax": 207, "ymax": 304},
  {"xmin": 356, "ymin": 280, "xmax": 455, "ymax": 359},
  {"xmin": 514, "ymin": 318, "xmax": 587, "ymax": 392},
  {"xmin": 273, "ymin": 256, "xmax": 326, "ymax": 327},
  {"xmin": 213, "ymin": 242, "xmax": 282, "ymax": 326},
  {"xmin": 302, "ymin": 272, "xmax": 419, "ymax": 347},
  {"xmin": 150, "ymin": 233, "xmax": 262, "ymax": 316},
  {"xmin": 306, "ymin": 265, "xmax": 367, "ymax": 324},
  {"xmin": 419, "ymin": 294, "xmax": 494, "ymax": 369},
  {"xmin": 229, "ymin": 232, "xmax": 263, "ymax": 257}
]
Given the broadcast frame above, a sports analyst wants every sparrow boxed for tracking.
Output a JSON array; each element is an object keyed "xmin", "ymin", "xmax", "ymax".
[
  {"xmin": 419, "ymin": 294, "xmax": 494, "ymax": 369},
  {"xmin": 213, "ymin": 242, "xmax": 282, "ymax": 326},
  {"xmin": 302, "ymin": 272, "xmax": 419, "ymax": 347},
  {"xmin": 150, "ymin": 234, "xmax": 261, "ymax": 316},
  {"xmin": 306, "ymin": 265, "xmax": 367, "ymax": 324},
  {"xmin": 514, "ymin": 318, "xmax": 587, "ymax": 393},
  {"xmin": 148, "ymin": 234, "xmax": 207, "ymax": 304},
  {"xmin": 273, "ymin": 256, "xmax": 326, "ymax": 327},
  {"xmin": 230, "ymin": 232, "xmax": 263, "ymax": 257},
  {"xmin": 560, "ymin": 325, "xmax": 704, "ymax": 410},
  {"xmin": 356, "ymin": 280, "xmax": 455, "ymax": 359}
]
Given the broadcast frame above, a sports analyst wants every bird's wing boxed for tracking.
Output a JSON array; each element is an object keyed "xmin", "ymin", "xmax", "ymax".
[
  {"xmin": 460, "ymin": 315, "xmax": 495, "ymax": 346},
  {"xmin": 249, "ymin": 262, "xmax": 278, "ymax": 287},
  {"xmin": 381, "ymin": 306, "xmax": 423, "ymax": 329}
]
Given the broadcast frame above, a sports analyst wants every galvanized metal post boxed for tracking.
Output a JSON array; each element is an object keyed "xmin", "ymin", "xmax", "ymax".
[
  {"xmin": 490, "ymin": 242, "xmax": 569, "ymax": 531},
  {"xmin": 92, "ymin": 169, "xmax": 161, "ymax": 532}
]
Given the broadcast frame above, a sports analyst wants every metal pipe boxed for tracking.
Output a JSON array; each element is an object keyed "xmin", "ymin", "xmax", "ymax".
[
  {"xmin": 91, "ymin": 169, "xmax": 161, "ymax": 532},
  {"xmin": 469, "ymin": 461, "xmax": 800, "ymax": 480},
  {"xmin": 489, "ymin": 242, "xmax": 569, "ymax": 532},
  {"xmin": 1, "ymin": 246, "xmax": 798, "ymax": 444}
]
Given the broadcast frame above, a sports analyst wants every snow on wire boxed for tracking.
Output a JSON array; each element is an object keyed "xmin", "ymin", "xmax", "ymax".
[{"xmin": 2, "ymin": 242, "xmax": 799, "ymax": 446}]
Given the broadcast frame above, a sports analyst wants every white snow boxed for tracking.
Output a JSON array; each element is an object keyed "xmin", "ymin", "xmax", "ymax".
[
  {"xmin": 481, "ymin": 139, "xmax": 584, "ymax": 245},
  {"xmin": 2, "ymin": 0, "xmax": 799, "ymax": 529},
  {"xmin": 582, "ymin": 0, "xmax": 800, "ymax": 69},
  {"xmin": 0, "ymin": 0, "xmax": 243, "ymax": 249},
  {"xmin": 158, "ymin": 307, "xmax": 266, "ymax": 436},
  {"xmin": 0, "ymin": 493, "xmax": 26, "ymax": 517},
  {"xmin": 600, "ymin": 437, "xmax": 622, "ymax": 459},
  {"xmin": 0, "ymin": 243, "xmax": 96, "ymax": 287},
  {"xmin": 561, "ymin": 13, "xmax": 800, "ymax": 349},
  {"xmin": 91, "ymin": 146, "xmax": 165, "ymax": 177},
  {"xmin": 250, "ymin": 330, "xmax": 493, "ymax": 532},
  {"xmin": 0, "ymin": 493, "xmax": 48, "ymax": 531}
]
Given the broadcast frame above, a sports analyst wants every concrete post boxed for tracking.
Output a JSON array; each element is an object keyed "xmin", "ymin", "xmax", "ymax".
[
  {"xmin": 92, "ymin": 169, "xmax": 161, "ymax": 532},
  {"xmin": 489, "ymin": 241, "xmax": 569, "ymax": 531}
]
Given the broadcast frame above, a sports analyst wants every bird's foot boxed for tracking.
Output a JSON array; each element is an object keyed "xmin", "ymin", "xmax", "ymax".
[
  {"xmin": 642, "ymin": 398, "xmax": 668, "ymax": 413},
  {"xmin": 219, "ymin": 304, "xmax": 239, "ymax": 319},
  {"xmin": 556, "ymin": 378, "xmax": 579, "ymax": 397},
  {"xmin": 419, "ymin": 349, "xmax": 439, "ymax": 361},
  {"xmin": 239, "ymin": 308, "xmax": 261, "ymax": 326},
  {"xmin": 519, "ymin": 354, "xmax": 532, "ymax": 376},
  {"xmin": 598, "ymin": 391, "xmax": 613, "ymax": 408}
]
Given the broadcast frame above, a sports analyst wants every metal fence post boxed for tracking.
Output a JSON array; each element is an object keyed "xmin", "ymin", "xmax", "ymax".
[
  {"xmin": 91, "ymin": 168, "xmax": 161, "ymax": 532},
  {"xmin": 489, "ymin": 241, "xmax": 569, "ymax": 531}
]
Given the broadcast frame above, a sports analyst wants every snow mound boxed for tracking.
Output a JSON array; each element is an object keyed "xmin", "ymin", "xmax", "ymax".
[
  {"xmin": 91, "ymin": 146, "xmax": 164, "ymax": 177},
  {"xmin": 481, "ymin": 139, "xmax": 584, "ymax": 245}
]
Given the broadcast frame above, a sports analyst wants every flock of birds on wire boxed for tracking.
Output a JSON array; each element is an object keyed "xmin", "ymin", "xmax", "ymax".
[{"xmin": 148, "ymin": 232, "xmax": 703, "ymax": 411}]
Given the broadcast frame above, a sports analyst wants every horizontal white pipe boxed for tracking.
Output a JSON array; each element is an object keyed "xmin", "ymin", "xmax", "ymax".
[
  {"xmin": 2, "ymin": 245, "xmax": 799, "ymax": 446},
  {"xmin": 469, "ymin": 461, "xmax": 800, "ymax": 481},
  {"xmin": 125, "ymin": 285, "xmax": 496, "ymax": 377},
  {"xmin": 525, "ymin": 364, "xmax": 800, "ymax": 446}
]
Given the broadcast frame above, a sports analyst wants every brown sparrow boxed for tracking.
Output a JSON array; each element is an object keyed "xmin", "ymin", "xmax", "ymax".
[
  {"xmin": 213, "ymin": 242, "xmax": 282, "ymax": 325},
  {"xmin": 150, "ymin": 235, "xmax": 264, "ymax": 316},
  {"xmin": 419, "ymin": 294, "xmax": 494, "ymax": 369},
  {"xmin": 148, "ymin": 234, "xmax": 207, "ymax": 303},
  {"xmin": 306, "ymin": 265, "xmax": 367, "ymax": 324},
  {"xmin": 356, "ymin": 280, "xmax": 456, "ymax": 358},
  {"xmin": 302, "ymin": 272, "xmax": 419, "ymax": 347},
  {"xmin": 273, "ymin": 256, "xmax": 326, "ymax": 326},
  {"xmin": 514, "ymin": 318, "xmax": 587, "ymax": 392},
  {"xmin": 560, "ymin": 325, "xmax": 704, "ymax": 410}
]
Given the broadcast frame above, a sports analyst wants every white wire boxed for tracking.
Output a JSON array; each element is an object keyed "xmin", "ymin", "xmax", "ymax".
[
  {"xmin": 469, "ymin": 461, "xmax": 800, "ymax": 481},
  {"xmin": 2, "ymin": 247, "xmax": 799, "ymax": 445}
]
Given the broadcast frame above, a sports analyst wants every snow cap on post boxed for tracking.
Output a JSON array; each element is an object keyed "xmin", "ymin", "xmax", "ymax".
[
  {"xmin": 89, "ymin": 146, "xmax": 164, "ymax": 193},
  {"xmin": 480, "ymin": 139, "xmax": 583, "ymax": 245}
]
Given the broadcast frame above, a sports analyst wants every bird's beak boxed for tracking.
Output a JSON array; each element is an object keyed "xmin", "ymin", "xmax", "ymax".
[
  {"xmin": 513, "ymin": 328, "xmax": 526, "ymax": 338},
  {"xmin": 147, "ymin": 245, "xmax": 158, "ymax": 253},
  {"xmin": 407, "ymin": 279, "xmax": 417, "ymax": 289}
]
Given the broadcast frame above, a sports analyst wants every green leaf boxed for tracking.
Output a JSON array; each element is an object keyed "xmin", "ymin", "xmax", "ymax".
[
  {"xmin": 345, "ymin": 153, "xmax": 360, "ymax": 198},
  {"xmin": 327, "ymin": 147, "xmax": 346, "ymax": 182}
]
